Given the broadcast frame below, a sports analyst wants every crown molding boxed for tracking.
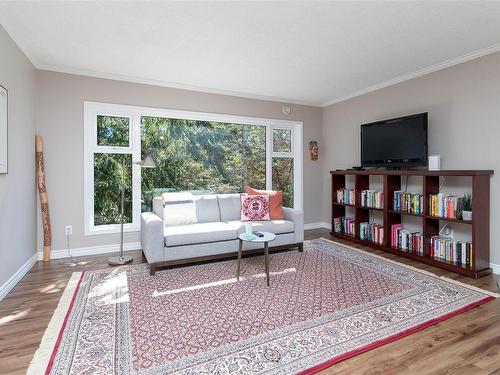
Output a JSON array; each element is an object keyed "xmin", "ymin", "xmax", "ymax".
[
  {"xmin": 35, "ymin": 64, "xmax": 323, "ymax": 108},
  {"xmin": 322, "ymin": 43, "xmax": 500, "ymax": 107},
  {"xmin": 34, "ymin": 42, "xmax": 500, "ymax": 109}
]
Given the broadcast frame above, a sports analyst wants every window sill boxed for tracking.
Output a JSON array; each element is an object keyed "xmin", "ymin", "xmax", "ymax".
[{"xmin": 85, "ymin": 224, "xmax": 140, "ymax": 236}]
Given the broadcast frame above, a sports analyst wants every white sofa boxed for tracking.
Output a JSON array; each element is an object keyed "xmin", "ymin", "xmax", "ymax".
[{"xmin": 141, "ymin": 193, "xmax": 304, "ymax": 274}]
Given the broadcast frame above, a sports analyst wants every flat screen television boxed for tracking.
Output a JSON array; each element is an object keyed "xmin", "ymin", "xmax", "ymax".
[{"xmin": 361, "ymin": 113, "xmax": 428, "ymax": 168}]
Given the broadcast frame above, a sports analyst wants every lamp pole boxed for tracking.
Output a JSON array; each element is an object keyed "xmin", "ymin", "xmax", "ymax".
[
  {"xmin": 108, "ymin": 157, "xmax": 133, "ymax": 265},
  {"xmin": 108, "ymin": 150, "xmax": 156, "ymax": 266}
]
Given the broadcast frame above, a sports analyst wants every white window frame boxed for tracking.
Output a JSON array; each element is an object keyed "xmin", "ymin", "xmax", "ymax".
[
  {"xmin": 268, "ymin": 126, "xmax": 295, "ymax": 186},
  {"xmin": 84, "ymin": 101, "xmax": 303, "ymax": 235}
]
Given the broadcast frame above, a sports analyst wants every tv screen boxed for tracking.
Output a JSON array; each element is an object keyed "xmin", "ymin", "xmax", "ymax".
[{"xmin": 361, "ymin": 113, "xmax": 428, "ymax": 168}]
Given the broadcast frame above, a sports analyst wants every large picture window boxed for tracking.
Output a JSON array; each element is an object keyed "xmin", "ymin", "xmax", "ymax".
[
  {"xmin": 140, "ymin": 117, "xmax": 267, "ymax": 212},
  {"xmin": 84, "ymin": 102, "xmax": 302, "ymax": 235}
]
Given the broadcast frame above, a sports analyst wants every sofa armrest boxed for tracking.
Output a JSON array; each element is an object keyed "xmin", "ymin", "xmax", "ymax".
[
  {"xmin": 283, "ymin": 207, "xmax": 304, "ymax": 243},
  {"xmin": 141, "ymin": 212, "xmax": 165, "ymax": 263}
]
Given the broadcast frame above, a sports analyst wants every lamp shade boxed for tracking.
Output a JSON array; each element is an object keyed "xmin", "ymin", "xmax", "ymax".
[
  {"xmin": 134, "ymin": 149, "xmax": 156, "ymax": 168},
  {"xmin": 141, "ymin": 154, "xmax": 155, "ymax": 168}
]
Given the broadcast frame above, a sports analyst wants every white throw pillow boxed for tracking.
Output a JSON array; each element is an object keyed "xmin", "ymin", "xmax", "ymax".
[{"xmin": 161, "ymin": 192, "xmax": 198, "ymax": 226}]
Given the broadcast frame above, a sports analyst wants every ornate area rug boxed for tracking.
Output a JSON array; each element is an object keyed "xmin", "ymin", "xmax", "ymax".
[{"xmin": 28, "ymin": 238, "xmax": 497, "ymax": 374}]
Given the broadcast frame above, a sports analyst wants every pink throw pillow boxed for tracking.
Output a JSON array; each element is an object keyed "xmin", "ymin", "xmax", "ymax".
[
  {"xmin": 247, "ymin": 187, "xmax": 284, "ymax": 220},
  {"xmin": 240, "ymin": 194, "xmax": 270, "ymax": 221}
]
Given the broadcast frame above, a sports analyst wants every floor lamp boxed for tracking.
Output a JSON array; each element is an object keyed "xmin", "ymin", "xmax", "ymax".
[{"xmin": 108, "ymin": 150, "xmax": 156, "ymax": 266}]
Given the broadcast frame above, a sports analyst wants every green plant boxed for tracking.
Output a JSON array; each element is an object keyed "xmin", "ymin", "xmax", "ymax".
[{"xmin": 462, "ymin": 193, "xmax": 472, "ymax": 211}]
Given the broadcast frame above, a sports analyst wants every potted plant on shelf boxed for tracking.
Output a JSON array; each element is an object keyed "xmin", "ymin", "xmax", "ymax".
[{"xmin": 462, "ymin": 193, "xmax": 472, "ymax": 221}]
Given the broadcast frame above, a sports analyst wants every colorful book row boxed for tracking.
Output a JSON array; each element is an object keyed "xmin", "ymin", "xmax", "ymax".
[
  {"xmin": 333, "ymin": 217, "xmax": 356, "ymax": 236},
  {"xmin": 430, "ymin": 236, "xmax": 473, "ymax": 267},
  {"xmin": 336, "ymin": 189, "xmax": 356, "ymax": 205},
  {"xmin": 359, "ymin": 222, "xmax": 384, "ymax": 244},
  {"xmin": 429, "ymin": 194, "xmax": 463, "ymax": 219},
  {"xmin": 393, "ymin": 191, "xmax": 424, "ymax": 215},
  {"xmin": 360, "ymin": 190, "xmax": 383, "ymax": 209},
  {"xmin": 391, "ymin": 224, "xmax": 424, "ymax": 255}
]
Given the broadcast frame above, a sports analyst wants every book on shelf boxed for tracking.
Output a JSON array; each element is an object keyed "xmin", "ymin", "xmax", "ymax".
[
  {"xmin": 428, "ymin": 193, "xmax": 463, "ymax": 219},
  {"xmin": 359, "ymin": 222, "xmax": 384, "ymax": 244},
  {"xmin": 336, "ymin": 188, "xmax": 356, "ymax": 205},
  {"xmin": 393, "ymin": 191, "xmax": 423, "ymax": 214},
  {"xmin": 391, "ymin": 223, "xmax": 402, "ymax": 247},
  {"xmin": 430, "ymin": 236, "xmax": 473, "ymax": 267},
  {"xmin": 334, "ymin": 216, "xmax": 356, "ymax": 236},
  {"xmin": 360, "ymin": 190, "xmax": 383, "ymax": 209},
  {"xmin": 391, "ymin": 223, "xmax": 424, "ymax": 255}
]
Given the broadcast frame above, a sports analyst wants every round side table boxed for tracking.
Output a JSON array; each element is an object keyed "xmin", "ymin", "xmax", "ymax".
[{"xmin": 237, "ymin": 231, "xmax": 276, "ymax": 286}]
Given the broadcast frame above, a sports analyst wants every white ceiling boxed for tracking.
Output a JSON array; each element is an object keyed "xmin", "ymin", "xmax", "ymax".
[{"xmin": 1, "ymin": 2, "xmax": 500, "ymax": 107}]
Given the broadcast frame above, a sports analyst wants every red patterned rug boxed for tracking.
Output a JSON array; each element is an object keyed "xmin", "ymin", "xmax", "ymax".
[{"xmin": 28, "ymin": 238, "xmax": 496, "ymax": 374}]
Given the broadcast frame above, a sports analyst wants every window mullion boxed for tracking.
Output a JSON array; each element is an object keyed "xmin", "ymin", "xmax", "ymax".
[
  {"xmin": 93, "ymin": 146, "xmax": 133, "ymax": 155},
  {"xmin": 272, "ymin": 152, "xmax": 293, "ymax": 158},
  {"xmin": 265, "ymin": 125, "xmax": 273, "ymax": 190},
  {"xmin": 132, "ymin": 114, "xmax": 141, "ymax": 230}
]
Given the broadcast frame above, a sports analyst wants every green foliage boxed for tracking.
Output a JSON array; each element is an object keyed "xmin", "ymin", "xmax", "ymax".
[
  {"xmin": 272, "ymin": 128, "xmax": 292, "ymax": 152},
  {"xmin": 94, "ymin": 153, "xmax": 132, "ymax": 225},
  {"xmin": 272, "ymin": 158, "xmax": 294, "ymax": 207},
  {"xmin": 97, "ymin": 115, "xmax": 129, "ymax": 147},
  {"xmin": 140, "ymin": 117, "xmax": 268, "ymax": 211}
]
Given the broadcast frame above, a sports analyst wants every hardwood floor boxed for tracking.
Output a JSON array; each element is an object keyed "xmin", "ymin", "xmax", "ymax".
[{"xmin": 0, "ymin": 229, "xmax": 499, "ymax": 374}]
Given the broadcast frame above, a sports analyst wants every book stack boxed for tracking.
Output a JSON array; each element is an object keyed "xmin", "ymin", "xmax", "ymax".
[
  {"xmin": 359, "ymin": 222, "xmax": 384, "ymax": 244},
  {"xmin": 391, "ymin": 224, "xmax": 424, "ymax": 255},
  {"xmin": 393, "ymin": 191, "xmax": 424, "ymax": 214},
  {"xmin": 428, "ymin": 193, "xmax": 463, "ymax": 219},
  {"xmin": 334, "ymin": 216, "xmax": 356, "ymax": 236},
  {"xmin": 336, "ymin": 188, "xmax": 356, "ymax": 205},
  {"xmin": 360, "ymin": 190, "xmax": 384, "ymax": 208},
  {"xmin": 430, "ymin": 236, "xmax": 473, "ymax": 267}
]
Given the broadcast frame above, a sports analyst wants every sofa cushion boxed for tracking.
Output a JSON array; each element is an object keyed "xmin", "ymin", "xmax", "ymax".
[
  {"xmin": 217, "ymin": 193, "xmax": 241, "ymax": 221},
  {"xmin": 194, "ymin": 195, "xmax": 220, "ymax": 223},
  {"xmin": 226, "ymin": 219, "xmax": 294, "ymax": 235},
  {"xmin": 164, "ymin": 222, "xmax": 237, "ymax": 247},
  {"xmin": 162, "ymin": 192, "xmax": 197, "ymax": 226}
]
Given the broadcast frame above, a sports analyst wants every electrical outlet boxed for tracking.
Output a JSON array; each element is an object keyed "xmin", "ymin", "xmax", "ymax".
[{"xmin": 65, "ymin": 225, "xmax": 73, "ymax": 235}]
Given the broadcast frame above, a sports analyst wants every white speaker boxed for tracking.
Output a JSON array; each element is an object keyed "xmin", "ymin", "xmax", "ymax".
[{"xmin": 428, "ymin": 155, "xmax": 441, "ymax": 171}]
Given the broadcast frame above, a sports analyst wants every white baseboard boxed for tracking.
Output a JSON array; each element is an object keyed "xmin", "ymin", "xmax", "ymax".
[
  {"xmin": 304, "ymin": 222, "xmax": 331, "ymax": 230},
  {"xmin": 0, "ymin": 254, "xmax": 37, "ymax": 302},
  {"xmin": 37, "ymin": 242, "xmax": 142, "ymax": 261},
  {"xmin": 490, "ymin": 262, "xmax": 500, "ymax": 275}
]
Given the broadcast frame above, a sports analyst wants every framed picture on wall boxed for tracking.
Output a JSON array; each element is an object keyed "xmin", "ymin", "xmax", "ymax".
[{"xmin": 0, "ymin": 85, "xmax": 7, "ymax": 174}]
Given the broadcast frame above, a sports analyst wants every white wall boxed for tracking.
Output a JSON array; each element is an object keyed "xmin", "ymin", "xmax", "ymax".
[
  {"xmin": 0, "ymin": 26, "xmax": 36, "ymax": 293},
  {"xmin": 35, "ymin": 71, "xmax": 323, "ymax": 253},
  {"xmin": 322, "ymin": 51, "xmax": 500, "ymax": 266}
]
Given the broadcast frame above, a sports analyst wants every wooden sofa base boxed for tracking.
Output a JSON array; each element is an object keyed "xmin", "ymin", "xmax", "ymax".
[{"xmin": 150, "ymin": 242, "xmax": 303, "ymax": 276}]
